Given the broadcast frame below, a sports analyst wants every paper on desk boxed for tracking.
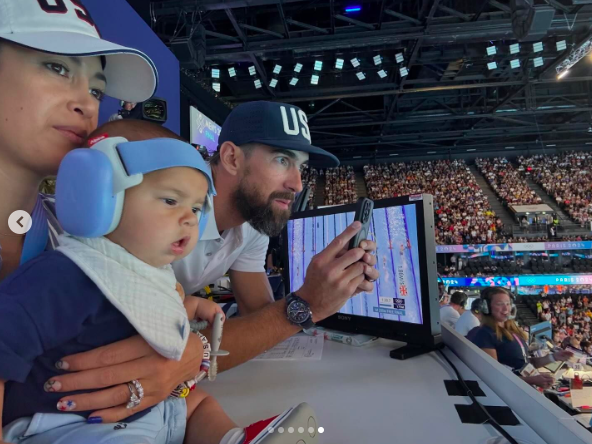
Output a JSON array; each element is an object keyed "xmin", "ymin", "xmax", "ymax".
[
  {"xmin": 254, "ymin": 335, "xmax": 324, "ymax": 361},
  {"xmin": 571, "ymin": 387, "xmax": 592, "ymax": 408}
]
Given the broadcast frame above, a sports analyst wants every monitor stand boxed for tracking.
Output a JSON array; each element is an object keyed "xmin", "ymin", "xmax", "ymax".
[{"xmin": 390, "ymin": 336, "xmax": 444, "ymax": 360}]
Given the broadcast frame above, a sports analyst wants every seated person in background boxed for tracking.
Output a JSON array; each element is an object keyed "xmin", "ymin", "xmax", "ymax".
[
  {"xmin": 440, "ymin": 291, "xmax": 467, "ymax": 328},
  {"xmin": 562, "ymin": 333, "xmax": 583, "ymax": 351},
  {"xmin": 0, "ymin": 122, "xmax": 315, "ymax": 444},
  {"xmin": 455, "ymin": 299, "xmax": 482, "ymax": 336},
  {"xmin": 471, "ymin": 287, "xmax": 572, "ymax": 390}
]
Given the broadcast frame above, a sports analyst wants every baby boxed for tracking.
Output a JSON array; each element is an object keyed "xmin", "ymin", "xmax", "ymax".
[{"xmin": 0, "ymin": 120, "xmax": 317, "ymax": 444}]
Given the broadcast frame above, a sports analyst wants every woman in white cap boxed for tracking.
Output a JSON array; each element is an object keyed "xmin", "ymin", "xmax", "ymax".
[{"xmin": 0, "ymin": 0, "xmax": 205, "ymax": 428}]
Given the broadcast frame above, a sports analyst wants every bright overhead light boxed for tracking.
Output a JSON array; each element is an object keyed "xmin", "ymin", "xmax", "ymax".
[
  {"xmin": 486, "ymin": 46, "xmax": 496, "ymax": 56},
  {"xmin": 533, "ymin": 42, "xmax": 543, "ymax": 53},
  {"xmin": 555, "ymin": 36, "xmax": 592, "ymax": 78},
  {"xmin": 269, "ymin": 78, "xmax": 278, "ymax": 88},
  {"xmin": 487, "ymin": 61, "xmax": 497, "ymax": 70},
  {"xmin": 314, "ymin": 60, "xmax": 323, "ymax": 71},
  {"xmin": 556, "ymin": 40, "xmax": 567, "ymax": 51},
  {"xmin": 335, "ymin": 58, "xmax": 344, "ymax": 69},
  {"xmin": 373, "ymin": 55, "xmax": 382, "ymax": 65},
  {"xmin": 389, "ymin": 153, "xmax": 399, "ymax": 156},
  {"xmin": 345, "ymin": 6, "xmax": 361, "ymax": 13},
  {"xmin": 254, "ymin": 79, "xmax": 262, "ymax": 89},
  {"xmin": 289, "ymin": 77, "xmax": 299, "ymax": 86},
  {"xmin": 399, "ymin": 67, "xmax": 408, "ymax": 77},
  {"xmin": 212, "ymin": 82, "xmax": 221, "ymax": 92},
  {"xmin": 311, "ymin": 74, "xmax": 320, "ymax": 85},
  {"xmin": 377, "ymin": 69, "xmax": 387, "ymax": 78},
  {"xmin": 294, "ymin": 63, "xmax": 303, "ymax": 73},
  {"xmin": 228, "ymin": 67, "xmax": 236, "ymax": 77},
  {"xmin": 356, "ymin": 72, "xmax": 366, "ymax": 80},
  {"xmin": 351, "ymin": 58, "xmax": 360, "ymax": 67},
  {"xmin": 395, "ymin": 53, "xmax": 404, "ymax": 63},
  {"xmin": 273, "ymin": 64, "xmax": 282, "ymax": 74},
  {"xmin": 427, "ymin": 151, "xmax": 436, "ymax": 154},
  {"xmin": 467, "ymin": 149, "xmax": 476, "ymax": 152},
  {"xmin": 248, "ymin": 66, "xmax": 256, "ymax": 76},
  {"xmin": 510, "ymin": 43, "xmax": 520, "ymax": 54},
  {"xmin": 557, "ymin": 69, "xmax": 569, "ymax": 79},
  {"xmin": 510, "ymin": 59, "xmax": 520, "ymax": 69},
  {"xmin": 533, "ymin": 57, "xmax": 544, "ymax": 67},
  {"xmin": 211, "ymin": 68, "xmax": 220, "ymax": 79},
  {"xmin": 505, "ymin": 146, "xmax": 515, "ymax": 149},
  {"xmin": 546, "ymin": 144, "xmax": 556, "ymax": 147}
]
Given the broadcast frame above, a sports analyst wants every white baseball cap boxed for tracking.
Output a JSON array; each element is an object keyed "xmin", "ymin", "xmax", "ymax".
[{"xmin": 0, "ymin": 0, "xmax": 158, "ymax": 102}]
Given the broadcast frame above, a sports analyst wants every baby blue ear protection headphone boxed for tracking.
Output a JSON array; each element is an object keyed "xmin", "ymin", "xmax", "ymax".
[{"xmin": 56, "ymin": 137, "xmax": 216, "ymax": 239}]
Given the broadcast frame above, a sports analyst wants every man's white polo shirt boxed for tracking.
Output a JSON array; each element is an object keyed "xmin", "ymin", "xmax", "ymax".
[{"xmin": 172, "ymin": 202, "xmax": 269, "ymax": 295}]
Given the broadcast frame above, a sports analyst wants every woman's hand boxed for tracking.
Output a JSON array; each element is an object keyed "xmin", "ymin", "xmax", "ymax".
[
  {"xmin": 45, "ymin": 334, "xmax": 203, "ymax": 423},
  {"xmin": 553, "ymin": 350, "xmax": 574, "ymax": 362},
  {"xmin": 524, "ymin": 373, "xmax": 554, "ymax": 389}
]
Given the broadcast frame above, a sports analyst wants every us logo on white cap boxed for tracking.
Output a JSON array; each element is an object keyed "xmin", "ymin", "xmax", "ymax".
[{"xmin": 280, "ymin": 106, "xmax": 311, "ymax": 144}]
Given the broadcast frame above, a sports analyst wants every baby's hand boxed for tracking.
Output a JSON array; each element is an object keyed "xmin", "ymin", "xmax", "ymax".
[{"xmin": 195, "ymin": 299, "xmax": 225, "ymax": 325}]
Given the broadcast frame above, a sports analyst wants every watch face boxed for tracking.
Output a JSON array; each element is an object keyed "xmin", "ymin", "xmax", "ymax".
[{"xmin": 288, "ymin": 301, "xmax": 311, "ymax": 324}]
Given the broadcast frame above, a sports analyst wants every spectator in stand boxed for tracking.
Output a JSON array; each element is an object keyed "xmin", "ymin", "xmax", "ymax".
[
  {"xmin": 455, "ymin": 299, "xmax": 483, "ymax": 336},
  {"xmin": 440, "ymin": 291, "xmax": 468, "ymax": 328},
  {"xmin": 300, "ymin": 164, "xmax": 318, "ymax": 209}
]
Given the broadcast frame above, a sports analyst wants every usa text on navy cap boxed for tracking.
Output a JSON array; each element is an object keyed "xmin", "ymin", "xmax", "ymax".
[{"xmin": 219, "ymin": 101, "xmax": 339, "ymax": 167}]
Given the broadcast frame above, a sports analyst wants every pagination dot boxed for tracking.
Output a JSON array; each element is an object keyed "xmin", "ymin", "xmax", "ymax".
[
  {"xmin": 308, "ymin": 427, "xmax": 315, "ymax": 434},
  {"xmin": 278, "ymin": 427, "xmax": 284, "ymax": 434},
  {"xmin": 288, "ymin": 427, "xmax": 294, "ymax": 433},
  {"xmin": 267, "ymin": 427, "xmax": 274, "ymax": 433},
  {"xmin": 318, "ymin": 427, "xmax": 325, "ymax": 434},
  {"xmin": 298, "ymin": 427, "xmax": 304, "ymax": 433}
]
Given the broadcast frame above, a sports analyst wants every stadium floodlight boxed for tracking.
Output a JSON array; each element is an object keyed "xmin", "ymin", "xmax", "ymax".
[
  {"xmin": 345, "ymin": 6, "xmax": 361, "ymax": 13},
  {"xmin": 373, "ymin": 55, "xmax": 382, "ymax": 65},
  {"xmin": 294, "ymin": 63, "xmax": 303, "ymax": 73},
  {"xmin": 556, "ymin": 36, "xmax": 592, "ymax": 79},
  {"xmin": 273, "ymin": 64, "xmax": 282, "ymax": 74},
  {"xmin": 557, "ymin": 70, "xmax": 569, "ymax": 80},
  {"xmin": 510, "ymin": 59, "xmax": 520, "ymax": 69},
  {"xmin": 510, "ymin": 43, "xmax": 520, "ymax": 54},
  {"xmin": 269, "ymin": 78, "xmax": 278, "ymax": 88},
  {"xmin": 356, "ymin": 72, "xmax": 366, "ymax": 80},
  {"xmin": 212, "ymin": 82, "xmax": 221, "ymax": 92},
  {"xmin": 533, "ymin": 42, "xmax": 543, "ymax": 53},
  {"xmin": 533, "ymin": 57, "xmax": 544, "ymax": 67},
  {"xmin": 351, "ymin": 58, "xmax": 360, "ymax": 67},
  {"xmin": 228, "ymin": 67, "xmax": 237, "ymax": 78},
  {"xmin": 335, "ymin": 58, "xmax": 344, "ymax": 69},
  {"xmin": 211, "ymin": 68, "xmax": 220, "ymax": 79},
  {"xmin": 556, "ymin": 40, "xmax": 567, "ymax": 51},
  {"xmin": 487, "ymin": 61, "xmax": 497, "ymax": 70},
  {"xmin": 399, "ymin": 67, "xmax": 408, "ymax": 77},
  {"xmin": 254, "ymin": 79, "xmax": 262, "ymax": 89},
  {"xmin": 377, "ymin": 69, "xmax": 387, "ymax": 78},
  {"xmin": 248, "ymin": 66, "xmax": 256, "ymax": 76},
  {"xmin": 314, "ymin": 60, "xmax": 323, "ymax": 71},
  {"xmin": 395, "ymin": 52, "xmax": 404, "ymax": 63},
  {"xmin": 486, "ymin": 46, "xmax": 496, "ymax": 56},
  {"xmin": 311, "ymin": 74, "xmax": 320, "ymax": 85},
  {"xmin": 290, "ymin": 77, "xmax": 299, "ymax": 86}
]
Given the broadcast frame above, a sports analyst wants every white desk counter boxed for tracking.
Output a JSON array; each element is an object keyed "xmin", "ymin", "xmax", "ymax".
[{"xmin": 203, "ymin": 337, "xmax": 552, "ymax": 444}]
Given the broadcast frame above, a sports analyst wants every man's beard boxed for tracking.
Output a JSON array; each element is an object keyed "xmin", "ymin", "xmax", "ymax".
[{"xmin": 233, "ymin": 175, "xmax": 294, "ymax": 237}]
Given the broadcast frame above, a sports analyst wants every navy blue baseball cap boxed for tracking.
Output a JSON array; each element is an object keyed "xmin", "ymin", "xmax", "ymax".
[{"xmin": 219, "ymin": 101, "xmax": 339, "ymax": 167}]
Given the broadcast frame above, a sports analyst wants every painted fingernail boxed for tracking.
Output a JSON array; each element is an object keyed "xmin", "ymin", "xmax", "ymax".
[
  {"xmin": 55, "ymin": 360, "xmax": 69, "ymax": 370},
  {"xmin": 360, "ymin": 241, "xmax": 368, "ymax": 249},
  {"xmin": 87, "ymin": 416, "xmax": 103, "ymax": 424},
  {"xmin": 57, "ymin": 400, "xmax": 76, "ymax": 411},
  {"xmin": 44, "ymin": 380, "xmax": 62, "ymax": 392}
]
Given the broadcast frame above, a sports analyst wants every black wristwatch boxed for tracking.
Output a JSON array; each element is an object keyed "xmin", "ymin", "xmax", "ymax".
[{"xmin": 285, "ymin": 293, "xmax": 315, "ymax": 329}]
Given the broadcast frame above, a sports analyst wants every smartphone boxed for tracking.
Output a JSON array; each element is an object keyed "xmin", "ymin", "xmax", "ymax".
[{"xmin": 348, "ymin": 197, "xmax": 374, "ymax": 250}]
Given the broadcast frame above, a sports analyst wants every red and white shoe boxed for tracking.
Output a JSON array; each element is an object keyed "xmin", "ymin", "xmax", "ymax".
[{"xmin": 243, "ymin": 403, "xmax": 320, "ymax": 444}]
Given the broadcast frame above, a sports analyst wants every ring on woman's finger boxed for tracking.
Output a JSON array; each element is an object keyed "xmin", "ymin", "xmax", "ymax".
[{"xmin": 126, "ymin": 379, "xmax": 144, "ymax": 409}]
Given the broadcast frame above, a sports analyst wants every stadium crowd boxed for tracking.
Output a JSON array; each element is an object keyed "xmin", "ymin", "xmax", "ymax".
[
  {"xmin": 518, "ymin": 152, "xmax": 592, "ymax": 227},
  {"xmin": 300, "ymin": 165, "xmax": 318, "ymax": 208},
  {"xmin": 475, "ymin": 157, "xmax": 542, "ymax": 206},
  {"xmin": 323, "ymin": 165, "xmax": 358, "ymax": 206},
  {"xmin": 362, "ymin": 160, "xmax": 505, "ymax": 245}
]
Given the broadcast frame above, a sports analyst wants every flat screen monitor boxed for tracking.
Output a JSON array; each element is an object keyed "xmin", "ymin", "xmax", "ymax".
[
  {"xmin": 190, "ymin": 106, "xmax": 221, "ymax": 155},
  {"xmin": 283, "ymin": 194, "xmax": 441, "ymax": 347}
]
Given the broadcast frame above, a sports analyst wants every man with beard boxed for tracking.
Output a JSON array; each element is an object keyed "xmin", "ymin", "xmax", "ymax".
[{"xmin": 171, "ymin": 101, "xmax": 379, "ymax": 371}]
